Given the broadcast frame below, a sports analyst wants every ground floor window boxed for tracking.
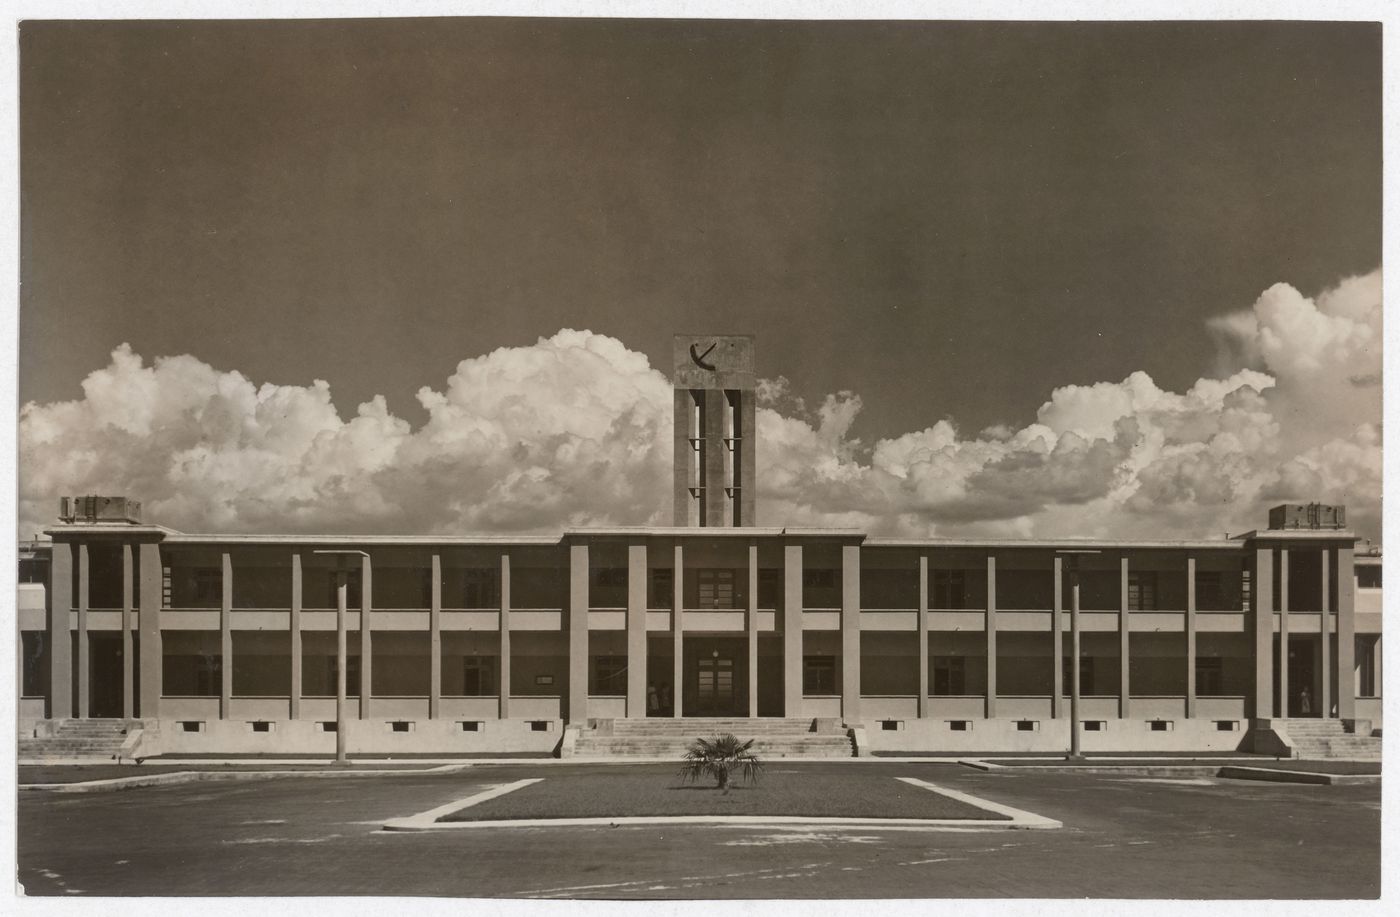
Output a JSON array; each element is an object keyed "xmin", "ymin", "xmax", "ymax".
[
  {"xmin": 300, "ymin": 631, "xmax": 360, "ymax": 697},
  {"xmin": 162, "ymin": 630, "xmax": 222, "ymax": 696},
  {"xmin": 1195, "ymin": 657, "xmax": 1223, "ymax": 696},
  {"xmin": 591, "ymin": 655, "xmax": 627, "ymax": 695},
  {"xmin": 21, "ymin": 631, "xmax": 48, "ymax": 697},
  {"xmin": 1357, "ymin": 635, "xmax": 1380, "ymax": 697},
  {"xmin": 462, "ymin": 656, "xmax": 497, "ymax": 696},
  {"xmin": 803, "ymin": 656, "xmax": 837, "ymax": 694},
  {"xmin": 933, "ymin": 656, "xmax": 967, "ymax": 695}
]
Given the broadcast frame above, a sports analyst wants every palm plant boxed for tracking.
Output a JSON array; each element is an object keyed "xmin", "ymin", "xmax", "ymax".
[{"xmin": 678, "ymin": 734, "xmax": 764, "ymax": 794}]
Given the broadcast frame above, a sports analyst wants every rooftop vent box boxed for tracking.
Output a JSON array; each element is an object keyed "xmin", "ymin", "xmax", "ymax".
[
  {"xmin": 1267, "ymin": 503, "xmax": 1345, "ymax": 531},
  {"xmin": 59, "ymin": 496, "xmax": 142, "ymax": 525}
]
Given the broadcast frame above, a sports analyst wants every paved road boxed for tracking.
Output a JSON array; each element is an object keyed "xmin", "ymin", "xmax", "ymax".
[{"xmin": 17, "ymin": 762, "xmax": 1380, "ymax": 898}]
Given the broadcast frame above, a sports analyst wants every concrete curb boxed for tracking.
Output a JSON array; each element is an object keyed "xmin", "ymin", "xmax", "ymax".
[
  {"xmin": 19, "ymin": 763, "xmax": 476, "ymax": 793},
  {"xmin": 1217, "ymin": 766, "xmax": 1382, "ymax": 785}
]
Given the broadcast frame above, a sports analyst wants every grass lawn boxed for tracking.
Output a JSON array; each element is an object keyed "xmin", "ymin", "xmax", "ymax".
[{"xmin": 440, "ymin": 766, "xmax": 1009, "ymax": 821}]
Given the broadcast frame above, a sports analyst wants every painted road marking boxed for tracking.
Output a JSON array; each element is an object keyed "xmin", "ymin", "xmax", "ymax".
[
  {"xmin": 896, "ymin": 776, "xmax": 1062, "ymax": 828},
  {"xmin": 382, "ymin": 778, "xmax": 545, "ymax": 829}
]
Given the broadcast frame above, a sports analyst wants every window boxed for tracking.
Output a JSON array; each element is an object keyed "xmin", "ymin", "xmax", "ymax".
[
  {"xmin": 1195, "ymin": 657, "xmax": 1224, "ymax": 696},
  {"xmin": 194, "ymin": 568, "xmax": 222, "ymax": 605},
  {"xmin": 880, "ymin": 720, "xmax": 903, "ymax": 731},
  {"xmin": 1195, "ymin": 571, "xmax": 1224, "ymax": 610},
  {"xmin": 326, "ymin": 570, "xmax": 362, "ymax": 608},
  {"xmin": 1357, "ymin": 565, "xmax": 1382, "ymax": 589},
  {"xmin": 1149, "ymin": 720, "xmax": 1173, "ymax": 732},
  {"xmin": 932, "ymin": 656, "xmax": 966, "ymax": 695},
  {"xmin": 591, "ymin": 656, "xmax": 627, "ymax": 695},
  {"xmin": 1083, "ymin": 720, "xmax": 1105, "ymax": 732},
  {"xmin": 529, "ymin": 720, "xmax": 550, "ymax": 732},
  {"xmin": 21, "ymin": 632, "xmax": 47, "ymax": 697},
  {"xmin": 596, "ymin": 568, "xmax": 628, "ymax": 588},
  {"xmin": 931, "ymin": 570, "xmax": 966, "ymax": 609},
  {"xmin": 18, "ymin": 556, "xmax": 49, "ymax": 585},
  {"xmin": 1357, "ymin": 636, "xmax": 1379, "ymax": 698},
  {"xmin": 697, "ymin": 569, "xmax": 736, "ymax": 609},
  {"xmin": 803, "ymin": 656, "xmax": 837, "ymax": 695},
  {"xmin": 1215, "ymin": 720, "xmax": 1239, "ymax": 732},
  {"xmin": 461, "ymin": 568, "xmax": 500, "ymax": 608},
  {"xmin": 1062, "ymin": 656, "xmax": 1098, "ymax": 695},
  {"xmin": 757, "ymin": 569, "xmax": 782, "ymax": 609},
  {"xmin": 1241, "ymin": 566, "xmax": 1252, "ymax": 612},
  {"xmin": 948, "ymin": 720, "xmax": 971, "ymax": 731},
  {"xmin": 649, "ymin": 568, "xmax": 674, "ymax": 608},
  {"xmin": 1015, "ymin": 720, "xmax": 1038, "ymax": 732},
  {"xmin": 1127, "ymin": 571, "xmax": 1157, "ymax": 611},
  {"xmin": 804, "ymin": 569, "xmax": 837, "ymax": 589},
  {"xmin": 462, "ymin": 657, "xmax": 496, "ymax": 697}
]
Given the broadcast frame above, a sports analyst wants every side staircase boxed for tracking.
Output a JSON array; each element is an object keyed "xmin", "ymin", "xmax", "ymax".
[
  {"xmin": 19, "ymin": 719, "xmax": 138, "ymax": 762},
  {"xmin": 569, "ymin": 717, "xmax": 855, "ymax": 759},
  {"xmin": 1278, "ymin": 718, "xmax": 1382, "ymax": 759}
]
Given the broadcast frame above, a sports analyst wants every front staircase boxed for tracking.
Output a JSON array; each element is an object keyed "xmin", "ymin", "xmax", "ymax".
[
  {"xmin": 1278, "ymin": 718, "xmax": 1382, "ymax": 759},
  {"xmin": 19, "ymin": 719, "xmax": 137, "ymax": 762},
  {"xmin": 569, "ymin": 717, "xmax": 855, "ymax": 759}
]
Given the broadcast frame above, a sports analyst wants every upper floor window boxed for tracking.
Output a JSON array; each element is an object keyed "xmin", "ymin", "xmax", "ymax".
[
  {"xmin": 1357, "ymin": 565, "xmax": 1382, "ymax": 589},
  {"xmin": 697, "ymin": 569, "xmax": 736, "ymax": 609},
  {"xmin": 931, "ymin": 570, "xmax": 966, "ymax": 609},
  {"xmin": 1127, "ymin": 571, "xmax": 1157, "ymax": 611}
]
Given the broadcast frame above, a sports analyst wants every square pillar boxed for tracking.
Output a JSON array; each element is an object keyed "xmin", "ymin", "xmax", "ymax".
[
  {"xmin": 360, "ymin": 553, "xmax": 373, "ymax": 719},
  {"xmin": 1320, "ymin": 549, "xmax": 1331, "ymax": 719},
  {"xmin": 290, "ymin": 552, "xmax": 303, "ymax": 721},
  {"xmin": 1278, "ymin": 547, "xmax": 1289, "ymax": 717},
  {"xmin": 918, "ymin": 555, "xmax": 929, "ymax": 719},
  {"xmin": 783, "ymin": 543, "xmax": 803, "ymax": 717},
  {"xmin": 841, "ymin": 544, "xmax": 860, "ymax": 723},
  {"xmin": 1252, "ymin": 547, "xmax": 1274, "ymax": 719},
  {"xmin": 498, "ymin": 552, "xmax": 510, "ymax": 720},
  {"xmin": 737, "ymin": 390, "xmax": 757, "ymax": 526},
  {"xmin": 1336, "ymin": 545, "xmax": 1356, "ymax": 720},
  {"xmin": 78, "ymin": 543, "xmax": 89, "ymax": 718},
  {"xmin": 1119, "ymin": 555, "xmax": 1130, "ymax": 719},
  {"xmin": 703, "ymin": 389, "xmax": 728, "ymax": 526},
  {"xmin": 1186, "ymin": 554, "xmax": 1197, "ymax": 720},
  {"xmin": 220, "ymin": 552, "xmax": 232, "ymax": 720},
  {"xmin": 747, "ymin": 541, "xmax": 759, "ymax": 718},
  {"xmin": 672, "ymin": 543, "xmax": 683, "ymax": 718},
  {"xmin": 568, "ymin": 543, "xmax": 589, "ymax": 723},
  {"xmin": 49, "ymin": 541, "xmax": 73, "ymax": 719},
  {"xmin": 985, "ymin": 554, "xmax": 996, "ymax": 719},
  {"xmin": 1052, "ymin": 556, "xmax": 1063, "ymax": 718},
  {"xmin": 137, "ymin": 543, "xmax": 162, "ymax": 718},
  {"xmin": 429, "ymin": 553, "xmax": 441, "ymax": 719},
  {"xmin": 121, "ymin": 544, "xmax": 134, "ymax": 720},
  {"xmin": 673, "ymin": 389, "xmax": 693, "ymax": 526},
  {"xmin": 627, "ymin": 544, "xmax": 648, "ymax": 717}
]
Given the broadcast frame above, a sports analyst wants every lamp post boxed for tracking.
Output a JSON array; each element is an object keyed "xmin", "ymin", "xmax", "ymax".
[
  {"xmin": 313, "ymin": 550, "xmax": 369, "ymax": 766},
  {"xmin": 1057, "ymin": 549, "xmax": 1100, "ymax": 762}
]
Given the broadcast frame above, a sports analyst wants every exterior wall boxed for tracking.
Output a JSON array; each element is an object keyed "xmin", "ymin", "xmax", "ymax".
[{"xmin": 20, "ymin": 526, "xmax": 1379, "ymax": 754}]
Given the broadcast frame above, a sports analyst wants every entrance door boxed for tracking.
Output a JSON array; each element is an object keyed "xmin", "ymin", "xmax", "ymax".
[
  {"xmin": 1287, "ymin": 635, "xmax": 1318, "ymax": 717},
  {"xmin": 89, "ymin": 633, "xmax": 124, "ymax": 718},
  {"xmin": 695, "ymin": 655, "xmax": 736, "ymax": 715}
]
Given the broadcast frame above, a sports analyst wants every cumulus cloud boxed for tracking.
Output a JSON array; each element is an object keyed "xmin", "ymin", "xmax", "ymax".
[{"xmin": 18, "ymin": 271, "xmax": 1382, "ymax": 542}]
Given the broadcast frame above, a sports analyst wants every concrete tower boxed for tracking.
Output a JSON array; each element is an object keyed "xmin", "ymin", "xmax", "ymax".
[{"xmin": 672, "ymin": 334, "xmax": 756, "ymax": 526}]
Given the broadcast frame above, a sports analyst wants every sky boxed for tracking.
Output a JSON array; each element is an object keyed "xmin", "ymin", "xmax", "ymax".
[{"xmin": 15, "ymin": 18, "xmax": 1383, "ymax": 542}]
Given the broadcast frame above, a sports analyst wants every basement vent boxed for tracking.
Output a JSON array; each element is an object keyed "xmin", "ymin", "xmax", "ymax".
[
  {"xmin": 947, "ymin": 720, "xmax": 972, "ymax": 732},
  {"xmin": 528, "ymin": 720, "xmax": 551, "ymax": 732},
  {"xmin": 1149, "ymin": 719, "xmax": 1174, "ymax": 732},
  {"xmin": 1083, "ymin": 720, "xmax": 1105, "ymax": 732},
  {"xmin": 318, "ymin": 721, "xmax": 337, "ymax": 733},
  {"xmin": 879, "ymin": 720, "xmax": 903, "ymax": 731},
  {"xmin": 1015, "ymin": 720, "xmax": 1039, "ymax": 732},
  {"xmin": 1215, "ymin": 720, "xmax": 1239, "ymax": 732},
  {"xmin": 389, "ymin": 721, "xmax": 414, "ymax": 733},
  {"xmin": 460, "ymin": 721, "xmax": 482, "ymax": 732},
  {"xmin": 249, "ymin": 721, "xmax": 273, "ymax": 733},
  {"xmin": 179, "ymin": 721, "xmax": 204, "ymax": 733}
]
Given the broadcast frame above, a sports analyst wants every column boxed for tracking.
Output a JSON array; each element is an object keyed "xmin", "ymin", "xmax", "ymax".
[
  {"xmin": 841, "ymin": 543, "xmax": 860, "ymax": 723},
  {"xmin": 1186, "ymin": 554, "xmax": 1197, "ymax": 720},
  {"xmin": 498, "ymin": 552, "xmax": 511, "ymax": 720},
  {"xmin": 1320, "ymin": 548, "xmax": 1331, "ymax": 719},
  {"xmin": 122, "ymin": 544, "xmax": 134, "ymax": 719},
  {"xmin": 985, "ymin": 554, "xmax": 996, "ymax": 719},
  {"xmin": 138, "ymin": 543, "xmax": 162, "ymax": 719},
  {"xmin": 1052, "ymin": 555, "xmax": 1063, "ymax": 718},
  {"xmin": 626, "ymin": 544, "xmax": 648, "ymax": 717},
  {"xmin": 918, "ymin": 555, "xmax": 929, "ymax": 719},
  {"xmin": 783, "ymin": 543, "xmax": 803, "ymax": 717},
  {"xmin": 1252, "ymin": 547, "xmax": 1274, "ymax": 719},
  {"xmin": 360, "ymin": 553, "xmax": 373, "ymax": 719},
  {"xmin": 673, "ymin": 389, "xmax": 692, "ymax": 526},
  {"xmin": 1119, "ymin": 555, "xmax": 1130, "ymax": 719},
  {"xmin": 78, "ymin": 543, "xmax": 89, "ymax": 718},
  {"xmin": 703, "ymin": 389, "xmax": 728, "ymax": 526},
  {"xmin": 220, "ymin": 552, "xmax": 232, "ymax": 720},
  {"xmin": 1278, "ymin": 547, "xmax": 1289, "ymax": 717},
  {"xmin": 428, "ymin": 553, "xmax": 441, "ymax": 720},
  {"xmin": 738, "ymin": 390, "xmax": 757, "ymax": 526},
  {"xmin": 290, "ymin": 552, "xmax": 302, "ymax": 721},
  {"xmin": 1336, "ymin": 545, "xmax": 1356, "ymax": 720},
  {"xmin": 49, "ymin": 541, "xmax": 73, "ymax": 719},
  {"xmin": 747, "ymin": 541, "xmax": 759, "ymax": 718},
  {"xmin": 567, "ymin": 543, "xmax": 589, "ymax": 723},
  {"xmin": 672, "ymin": 543, "xmax": 684, "ymax": 718}
]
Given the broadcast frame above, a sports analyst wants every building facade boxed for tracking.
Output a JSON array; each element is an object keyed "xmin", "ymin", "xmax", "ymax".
[{"xmin": 14, "ymin": 337, "xmax": 1383, "ymax": 757}]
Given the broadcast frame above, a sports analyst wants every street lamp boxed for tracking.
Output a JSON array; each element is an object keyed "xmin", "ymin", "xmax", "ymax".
[
  {"xmin": 313, "ymin": 549, "xmax": 369, "ymax": 766},
  {"xmin": 1057, "ymin": 549, "xmax": 1101, "ymax": 762}
]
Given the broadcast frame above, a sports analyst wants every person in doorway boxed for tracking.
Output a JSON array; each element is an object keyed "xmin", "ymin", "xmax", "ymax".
[
  {"xmin": 647, "ymin": 682, "xmax": 660, "ymax": 716},
  {"xmin": 1300, "ymin": 685, "xmax": 1312, "ymax": 716},
  {"xmin": 659, "ymin": 683, "xmax": 672, "ymax": 716}
]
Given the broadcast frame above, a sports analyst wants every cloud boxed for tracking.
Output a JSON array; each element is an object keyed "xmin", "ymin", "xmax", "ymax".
[{"xmin": 18, "ymin": 270, "xmax": 1382, "ymax": 542}]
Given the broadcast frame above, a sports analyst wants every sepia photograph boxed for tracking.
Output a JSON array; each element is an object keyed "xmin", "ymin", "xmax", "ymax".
[{"xmin": 6, "ymin": 3, "xmax": 1389, "ymax": 909}]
